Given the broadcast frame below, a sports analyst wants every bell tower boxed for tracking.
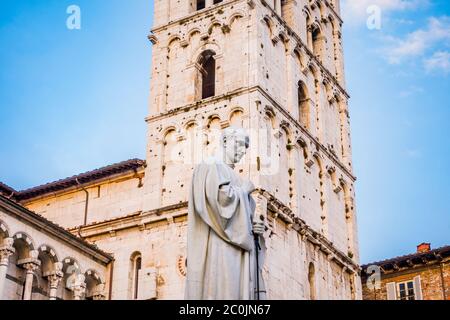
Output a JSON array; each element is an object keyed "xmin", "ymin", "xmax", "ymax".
[{"xmin": 143, "ymin": 0, "xmax": 361, "ymax": 299}]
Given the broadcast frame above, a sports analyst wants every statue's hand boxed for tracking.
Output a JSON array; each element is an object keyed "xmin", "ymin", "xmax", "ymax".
[
  {"xmin": 253, "ymin": 221, "xmax": 265, "ymax": 236},
  {"xmin": 242, "ymin": 180, "xmax": 255, "ymax": 194}
]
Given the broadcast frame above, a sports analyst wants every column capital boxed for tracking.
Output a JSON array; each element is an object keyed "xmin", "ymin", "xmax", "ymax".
[
  {"xmin": 92, "ymin": 283, "xmax": 106, "ymax": 300},
  {"xmin": 0, "ymin": 238, "xmax": 15, "ymax": 266},
  {"xmin": 73, "ymin": 283, "xmax": 86, "ymax": 300},
  {"xmin": 21, "ymin": 260, "xmax": 40, "ymax": 274},
  {"xmin": 69, "ymin": 274, "xmax": 86, "ymax": 300},
  {"xmin": 47, "ymin": 271, "xmax": 64, "ymax": 289}
]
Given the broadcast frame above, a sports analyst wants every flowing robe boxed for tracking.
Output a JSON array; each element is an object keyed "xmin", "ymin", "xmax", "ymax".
[{"xmin": 184, "ymin": 158, "xmax": 266, "ymax": 300}]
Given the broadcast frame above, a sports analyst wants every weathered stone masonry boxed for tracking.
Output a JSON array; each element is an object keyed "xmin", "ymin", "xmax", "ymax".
[{"xmin": 2, "ymin": 0, "xmax": 361, "ymax": 300}]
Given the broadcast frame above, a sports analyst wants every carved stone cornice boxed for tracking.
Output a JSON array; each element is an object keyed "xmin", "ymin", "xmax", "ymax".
[
  {"xmin": 255, "ymin": 188, "xmax": 360, "ymax": 273},
  {"xmin": 0, "ymin": 238, "xmax": 15, "ymax": 266}
]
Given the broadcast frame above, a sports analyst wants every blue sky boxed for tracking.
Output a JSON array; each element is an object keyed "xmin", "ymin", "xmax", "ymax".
[{"xmin": 0, "ymin": 0, "xmax": 449, "ymax": 264}]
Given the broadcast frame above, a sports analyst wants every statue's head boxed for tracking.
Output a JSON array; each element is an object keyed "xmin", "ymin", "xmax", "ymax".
[{"xmin": 221, "ymin": 126, "xmax": 250, "ymax": 165}]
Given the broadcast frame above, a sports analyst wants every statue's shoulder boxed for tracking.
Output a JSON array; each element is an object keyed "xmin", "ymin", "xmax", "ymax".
[{"xmin": 194, "ymin": 157, "xmax": 225, "ymax": 173}]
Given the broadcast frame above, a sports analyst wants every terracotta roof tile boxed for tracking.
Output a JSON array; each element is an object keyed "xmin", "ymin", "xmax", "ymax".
[
  {"xmin": 0, "ymin": 182, "xmax": 17, "ymax": 198},
  {"xmin": 361, "ymin": 245, "xmax": 450, "ymax": 276},
  {"xmin": 14, "ymin": 159, "xmax": 145, "ymax": 201}
]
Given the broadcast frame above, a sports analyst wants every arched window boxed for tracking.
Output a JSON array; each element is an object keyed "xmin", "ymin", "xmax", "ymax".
[
  {"xmin": 308, "ymin": 262, "xmax": 316, "ymax": 300},
  {"xmin": 196, "ymin": 0, "xmax": 205, "ymax": 10},
  {"xmin": 198, "ymin": 50, "xmax": 216, "ymax": 99},
  {"xmin": 130, "ymin": 252, "xmax": 142, "ymax": 300},
  {"xmin": 312, "ymin": 26, "xmax": 323, "ymax": 61},
  {"xmin": 298, "ymin": 81, "xmax": 310, "ymax": 129}
]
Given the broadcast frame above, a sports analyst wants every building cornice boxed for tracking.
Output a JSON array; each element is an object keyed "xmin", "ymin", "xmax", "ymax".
[
  {"xmin": 260, "ymin": 0, "xmax": 349, "ymax": 98},
  {"xmin": 70, "ymin": 190, "xmax": 359, "ymax": 274},
  {"xmin": 146, "ymin": 86, "xmax": 356, "ymax": 181},
  {"xmin": 0, "ymin": 195, "xmax": 113, "ymax": 265},
  {"xmin": 149, "ymin": 0, "xmax": 349, "ymax": 104},
  {"xmin": 150, "ymin": 0, "xmax": 242, "ymax": 33}
]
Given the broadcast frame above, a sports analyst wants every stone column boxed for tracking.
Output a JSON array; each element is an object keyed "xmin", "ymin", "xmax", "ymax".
[
  {"xmin": 0, "ymin": 238, "xmax": 15, "ymax": 299},
  {"xmin": 70, "ymin": 274, "xmax": 86, "ymax": 300},
  {"xmin": 92, "ymin": 283, "xmax": 106, "ymax": 300},
  {"xmin": 205, "ymin": 0, "xmax": 214, "ymax": 8},
  {"xmin": 21, "ymin": 261, "xmax": 40, "ymax": 300},
  {"xmin": 45, "ymin": 263, "xmax": 63, "ymax": 300}
]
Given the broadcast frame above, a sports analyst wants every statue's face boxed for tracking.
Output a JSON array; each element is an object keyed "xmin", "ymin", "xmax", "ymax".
[{"xmin": 224, "ymin": 135, "xmax": 248, "ymax": 164}]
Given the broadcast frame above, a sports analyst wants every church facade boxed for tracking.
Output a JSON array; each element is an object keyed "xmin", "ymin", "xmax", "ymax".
[{"xmin": 1, "ymin": 0, "xmax": 361, "ymax": 300}]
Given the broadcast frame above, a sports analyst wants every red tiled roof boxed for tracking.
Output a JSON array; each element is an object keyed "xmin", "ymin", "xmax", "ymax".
[
  {"xmin": 2, "ymin": 159, "xmax": 145, "ymax": 202},
  {"xmin": 361, "ymin": 245, "xmax": 450, "ymax": 276},
  {"xmin": 0, "ymin": 182, "xmax": 17, "ymax": 198}
]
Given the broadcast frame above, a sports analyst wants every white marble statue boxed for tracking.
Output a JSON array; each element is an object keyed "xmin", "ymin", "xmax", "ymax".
[{"xmin": 185, "ymin": 126, "xmax": 266, "ymax": 300}]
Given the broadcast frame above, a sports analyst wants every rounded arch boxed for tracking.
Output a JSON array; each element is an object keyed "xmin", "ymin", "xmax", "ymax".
[
  {"xmin": 129, "ymin": 251, "xmax": 142, "ymax": 300},
  {"xmin": 187, "ymin": 28, "xmax": 201, "ymax": 41},
  {"xmin": 262, "ymin": 15, "xmax": 274, "ymax": 37},
  {"xmin": 0, "ymin": 219, "xmax": 10, "ymax": 240},
  {"xmin": 280, "ymin": 120, "xmax": 292, "ymax": 137},
  {"xmin": 294, "ymin": 46, "xmax": 306, "ymax": 69},
  {"xmin": 197, "ymin": 49, "xmax": 217, "ymax": 64},
  {"xmin": 308, "ymin": 62, "xmax": 320, "ymax": 79},
  {"xmin": 207, "ymin": 21, "xmax": 223, "ymax": 35},
  {"xmin": 206, "ymin": 114, "xmax": 222, "ymax": 127},
  {"xmin": 12, "ymin": 231, "xmax": 36, "ymax": 250},
  {"xmin": 298, "ymin": 80, "xmax": 311, "ymax": 129},
  {"xmin": 196, "ymin": 49, "xmax": 218, "ymax": 100},
  {"xmin": 38, "ymin": 244, "xmax": 60, "ymax": 274},
  {"xmin": 229, "ymin": 107, "xmax": 245, "ymax": 127},
  {"xmin": 310, "ymin": 18, "xmax": 323, "ymax": 33},
  {"xmin": 297, "ymin": 137, "xmax": 310, "ymax": 160},
  {"xmin": 263, "ymin": 106, "xmax": 276, "ymax": 126},
  {"xmin": 313, "ymin": 152, "xmax": 324, "ymax": 172},
  {"xmin": 161, "ymin": 124, "xmax": 180, "ymax": 141},
  {"xmin": 184, "ymin": 119, "xmax": 200, "ymax": 131},
  {"xmin": 167, "ymin": 35, "xmax": 181, "ymax": 48},
  {"xmin": 310, "ymin": 21, "xmax": 324, "ymax": 60},
  {"xmin": 228, "ymin": 11, "xmax": 245, "ymax": 26},
  {"xmin": 278, "ymin": 31, "xmax": 288, "ymax": 43},
  {"xmin": 85, "ymin": 269, "xmax": 104, "ymax": 299},
  {"xmin": 340, "ymin": 178, "xmax": 350, "ymax": 195},
  {"xmin": 303, "ymin": 6, "xmax": 312, "ymax": 21},
  {"xmin": 191, "ymin": 43, "xmax": 221, "ymax": 65},
  {"xmin": 328, "ymin": 13, "xmax": 337, "ymax": 28},
  {"xmin": 85, "ymin": 269, "xmax": 103, "ymax": 285},
  {"xmin": 37, "ymin": 244, "xmax": 59, "ymax": 263},
  {"xmin": 62, "ymin": 257, "xmax": 82, "ymax": 275}
]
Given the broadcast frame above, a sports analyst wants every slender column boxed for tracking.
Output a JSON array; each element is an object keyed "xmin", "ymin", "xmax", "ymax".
[
  {"xmin": 92, "ymin": 283, "xmax": 106, "ymax": 300},
  {"xmin": 205, "ymin": 0, "xmax": 214, "ymax": 8},
  {"xmin": 0, "ymin": 238, "xmax": 15, "ymax": 299},
  {"xmin": 18, "ymin": 250, "xmax": 40, "ymax": 300},
  {"xmin": 70, "ymin": 274, "xmax": 86, "ymax": 300},
  {"xmin": 21, "ymin": 262, "xmax": 40, "ymax": 300},
  {"xmin": 45, "ymin": 263, "xmax": 63, "ymax": 300}
]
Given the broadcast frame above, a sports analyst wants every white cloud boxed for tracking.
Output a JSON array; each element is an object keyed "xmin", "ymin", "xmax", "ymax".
[
  {"xmin": 399, "ymin": 85, "xmax": 424, "ymax": 97},
  {"xmin": 424, "ymin": 51, "xmax": 450, "ymax": 74},
  {"xmin": 342, "ymin": 0, "xmax": 428, "ymax": 24},
  {"xmin": 383, "ymin": 16, "xmax": 450, "ymax": 64}
]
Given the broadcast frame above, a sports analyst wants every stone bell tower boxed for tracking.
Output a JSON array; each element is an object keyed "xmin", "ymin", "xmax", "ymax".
[{"xmin": 143, "ymin": 0, "xmax": 361, "ymax": 299}]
